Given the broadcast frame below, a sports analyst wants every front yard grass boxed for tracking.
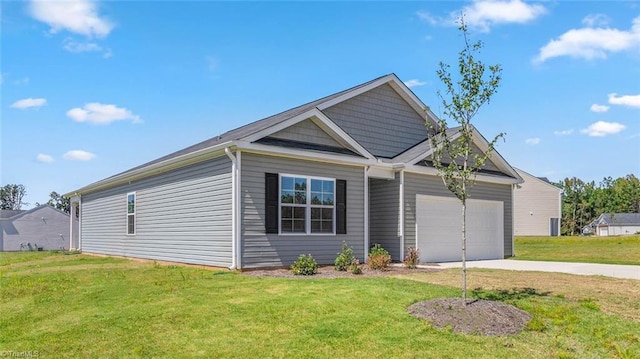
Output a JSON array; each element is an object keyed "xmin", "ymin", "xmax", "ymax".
[
  {"xmin": 1, "ymin": 252, "xmax": 639, "ymax": 358},
  {"xmin": 514, "ymin": 235, "xmax": 640, "ymax": 265}
]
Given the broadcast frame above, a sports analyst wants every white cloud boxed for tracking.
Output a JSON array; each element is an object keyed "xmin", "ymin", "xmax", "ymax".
[
  {"xmin": 11, "ymin": 98, "xmax": 47, "ymax": 109},
  {"xmin": 404, "ymin": 79, "xmax": 427, "ymax": 88},
  {"xmin": 525, "ymin": 137, "xmax": 541, "ymax": 145},
  {"xmin": 14, "ymin": 77, "xmax": 30, "ymax": 85},
  {"xmin": 28, "ymin": 0, "xmax": 114, "ymax": 38},
  {"xmin": 553, "ymin": 129, "xmax": 574, "ymax": 136},
  {"xmin": 461, "ymin": 0, "xmax": 547, "ymax": 32},
  {"xmin": 418, "ymin": 0, "xmax": 546, "ymax": 32},
  {"xmin": 581, "ymin": 121, "xmax": 626, "ymax": 137},
  {"xmin": 534, "ymin": 16, "xmax": 640, "ymax": 63},
  {"xmin": 608, "ymin": 93, "xmax": 640, "ymax": 108},
  {"xmin": 582, "ymin": 14, "xmax": 610, "ymax": 27},
  {"xmin": 62, "ymin": 38, "xmax": 112, "ymax": 58},
  {"xmin": 66, "ymin": 103, "xmax": 142, "ymax": 125},
  {"xmin": 63, "ymin": 150, "xmax": 96, "ymax": 161},
  {"xmin": 590, "ymin": 104, "xmax": 610, "ymax": 113},
  {"xmin": 36, "ymin": 153, "xmax": 54, "ymax": 163}
]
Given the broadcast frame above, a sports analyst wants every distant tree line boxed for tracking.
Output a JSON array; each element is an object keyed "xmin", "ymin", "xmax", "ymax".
[
  {"xmin": 1, "ymin": 184, "xmax": 70, "ymax": 214},
  {"xmin": 557, "ymin": 174, "xmax": 640, "ymax": 235}
]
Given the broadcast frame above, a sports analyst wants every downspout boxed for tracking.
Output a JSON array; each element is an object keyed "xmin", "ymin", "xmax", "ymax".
[
  {"xmin": 225, "ymin": 148, "xmax": 237, "ymax": 270},
  {"xmin": 68, "ymin": 197, "xmax": 75, "ymax": 250},
  {"xmin": 364, "ymin": 166, "xmax": 369, "ymax": 262},
  {"xmin": 399, "ymin": 170, "xmax": 405, "ymax": 261},
  {"xmin": 78, "ymin": 194, "xmax": 82, "ymax": 251},
  {"xmin": 236, "ymin": 151, "xmax": 242, "ymax": 269},
  {"xmin": 511, "ymin": 184, "xmax": 516, "ymax": 257}
]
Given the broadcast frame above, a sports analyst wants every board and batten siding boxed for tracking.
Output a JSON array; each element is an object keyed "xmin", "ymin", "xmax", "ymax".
[
  {"xmin": 81, "ymin": 157, "xmax": 233, "ymax": 267},
  {"xmin": 513, "ymin": 170, "xmax": 561, "ymax": 236},
  {"xmin": 241, "ymin": 152, "xmax": 365, "ymax": 268},
  {"xmin": 322, "ymin": 83, "xmax": 427, "ymax": 158},
  {"xmin": 403, "ymin": 172, "xmax": 514, "ymax": 257},
  {"xmin": 270, "ymin": 118, "xmax": 343, "ymax": 148},
  {"xmin": 369, "ymin": 175, "xmax": 401, "ymax": 260}
]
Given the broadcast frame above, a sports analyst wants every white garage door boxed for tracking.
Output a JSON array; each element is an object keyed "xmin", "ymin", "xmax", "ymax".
[{"xmin": 416, "ymin": 195, "xmax": 504, "ymax": 263}]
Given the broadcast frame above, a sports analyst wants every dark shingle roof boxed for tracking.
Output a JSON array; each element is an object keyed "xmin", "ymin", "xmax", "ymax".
[
  {"xmin": 105, "ymin": 74, "xmax": 391, "ymax": 180},
  {"xmin": 598, "ymin": 213, "xmax": 640, "ymax": 225},
  {"xmin": 0, "ymin": 209, "xmax": 25, "ymax": 219}
]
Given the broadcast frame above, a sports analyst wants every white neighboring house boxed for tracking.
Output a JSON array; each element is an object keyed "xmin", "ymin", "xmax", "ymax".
[
  {"xmin": 513, "ymin": 168, "xmax": 562, "ymax": 236},
  {"xmin": 594, "ymin": 213, "xmax": 640, "ymax": 236}
]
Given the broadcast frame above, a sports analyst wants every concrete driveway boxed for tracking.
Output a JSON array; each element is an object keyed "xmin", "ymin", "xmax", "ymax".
[{"xmin": 433, "ymin": 260, "xmax": 640, "ymax": 280}]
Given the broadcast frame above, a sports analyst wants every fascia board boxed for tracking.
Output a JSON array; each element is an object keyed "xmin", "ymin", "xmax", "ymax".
[
  {"xmin": 403, "ymin": 164, "xmax": 522, "ymax": 185},
  {"xmin": 236, "ymin": 141, "xmax": 376, "ymax": 167},
  {"xmin": 65, "ymin": 141, "xmax": 233, "ymax": 196}
]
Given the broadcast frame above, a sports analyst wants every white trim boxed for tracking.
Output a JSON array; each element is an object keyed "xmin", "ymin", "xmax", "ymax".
[
  {"xmin": 242, "ymin": 108, "xmax": 375, "ymax": 160},
  {"xmin": 364, "ymin": 166, "xmax": 369, "ymax": 261},
  {"xmin": 514, "ymin": 168, "xmax": 562, "ymax": 193},
  {"xmin": 225, "ymin": 148, "xmax": 238, "ymax": 270},
  {"xmin": 278, "ymin": 174, "xmax": 336, "ymax": 236},
  {"xmin": 237, "ymin": 141, "xmax": 376, "ymax": 167},
  {"xmin": 399, "ymin": 170, "xmax": 405, "ymax": 260},
  {"xmin": 65, "ymin": 142, "xmax": 233, "ymax": 197},
  {"xmin": 126, "ymin": 192, "xmax": 136, "ymax": 236},
  {"xmin": 511, "ymin": 184, "xmax": 516, "ymax": 257},
  {"xmin": 403, "ymin": 164, "xmax": 522, "ymax": 185}
]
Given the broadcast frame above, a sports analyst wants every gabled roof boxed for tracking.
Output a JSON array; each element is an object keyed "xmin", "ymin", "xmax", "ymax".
[
  {"xmin": 0, "ymin": 205, "xmax": 69, "ymax": 221},
  {"xmin": 67, "ymin": 73, "xmax": 520, "ymax": 195},
  {"xmin": 0, "ymin": 209, "xmax": 25, "ymax": 219},
  {"xmin": 514, "ymin": 168, "xmax": 562, "ymax": 192},
  {"xmin": 597, "ymin": 213, "xmax": 640, "ymax": 226}
]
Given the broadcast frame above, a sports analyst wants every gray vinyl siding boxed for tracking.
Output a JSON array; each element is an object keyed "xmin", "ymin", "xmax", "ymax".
[
  {"xmin": 270, "ymin": 118, "xmax": 343, "ymax": 148},
  {"xmin": 1, "ymin": 206, "xmax": 71, "ymax": 251},
  {"xmin": 81, "ymin": 157, "xmax": 233, "ymax": 267},
  {"xmin": 241, "ymin": 152, "xmax": 365, "ymax": 268},
  {"xmin": 514, "ymin": 170, "xmax": 561, "ymax": 236},
  {"xmin": 369, "ymin": 175, "xmax": 401, "ymax": 260},
  {"xmin": 421, "ymin": 143, "xmax": 502, "ymax": 173},
  {"xmin": 322, "ymin": 83, "xmax": 427, "ymax": 158},
  {"xmin": 403, "ymin": 172, "xmax": 513, "ymax": 257}
]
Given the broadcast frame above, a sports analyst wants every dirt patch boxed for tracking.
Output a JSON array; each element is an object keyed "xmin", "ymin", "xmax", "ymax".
[
  {"xmin": 243, "ymin": 265, "xmax": 441, "ymax": 279},
  {"xmin": 408, "ymin": 298, "xmax": 532, "ymax": 336}
]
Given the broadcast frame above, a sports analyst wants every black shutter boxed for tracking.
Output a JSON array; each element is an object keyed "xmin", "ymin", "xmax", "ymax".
[
  {"xmin": 265, "ymin": 173, "xmax": 279, "ymax": 234},
  {"xmin": 336, "ymin": 179, "xmax": 347, "ymax": 234}
]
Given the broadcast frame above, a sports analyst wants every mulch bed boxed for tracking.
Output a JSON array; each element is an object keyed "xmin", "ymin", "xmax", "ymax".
[
  {"xmin": 408, "ymin": 298, "xmax": 532, "ymax": 336},
  {"xmin": 242, "ymin": 264, "xmax": 441, "ymax": 279}
]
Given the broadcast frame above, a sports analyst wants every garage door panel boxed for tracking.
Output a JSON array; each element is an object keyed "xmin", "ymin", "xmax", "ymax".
[{"xmin": 416, "ymin": 195, "xmax": 503, "ymax": 263}]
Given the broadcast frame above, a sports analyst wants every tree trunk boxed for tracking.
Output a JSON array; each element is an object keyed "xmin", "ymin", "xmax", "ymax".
[{"xmin": 461, "ymin": 197, "xmax": 467, "ymax": 302}]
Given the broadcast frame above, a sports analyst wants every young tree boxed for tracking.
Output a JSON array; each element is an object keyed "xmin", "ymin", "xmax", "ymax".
[
  {"xmin": 427, "ymin": 18, "xmax": 504, "ymax": 302},
  {"xmin": 0, "ymin": 184, "xmax": 28, "ymax": 210}
]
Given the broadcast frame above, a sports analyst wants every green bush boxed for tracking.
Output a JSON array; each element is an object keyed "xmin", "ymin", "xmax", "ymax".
[
  {"xmin": 349, "ymin": 258, "xmax": 362, "ymax": 274},
  {"xmin": 291, "ymin": 254, "xmax": 318, "ymax": 275},
  {"xmin": 367, "ymin": 244, "xmax": 391, "ymax": 270},
  {"xmin": 334, "ymin": 241, "xmax": 356, "ymax": 271},
  {"xmin": 403, "ymin": 247, "xmax": 420, "ymax": 269}
]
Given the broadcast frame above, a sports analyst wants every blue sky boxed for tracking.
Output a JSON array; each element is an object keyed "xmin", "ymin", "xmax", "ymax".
[{"xmin": 2, "ymin": 0, "xmax": 639, "ymax": 208}]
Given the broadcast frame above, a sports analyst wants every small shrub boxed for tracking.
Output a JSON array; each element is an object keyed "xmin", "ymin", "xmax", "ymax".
[
  {"xmin": 349, "ymin": 258, "xmax": 362, "ymax": 274},
  {"xmin": 291, "ymin": 254, "xmax": 318, "ymax": 275},
  {"xmin": 367, "ymin": 244, "xmax": 391, "ymax": 270},
  {"xmin": 403, "ymin": 247, "xmax": 420, "ymax": 269},
  {"xmin": 334, "ymin": 241, "xmax": 355, "ymax": 271}
]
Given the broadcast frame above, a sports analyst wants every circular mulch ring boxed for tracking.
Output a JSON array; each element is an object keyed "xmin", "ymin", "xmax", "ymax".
[{"xmin": 408, "ymin": 298, "xmax": 532, "ymax": 336}]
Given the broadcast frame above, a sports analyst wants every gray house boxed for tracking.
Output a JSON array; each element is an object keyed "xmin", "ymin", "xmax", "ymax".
[
  {"xmin": 513, "ymin": 168, "xmax": 562, "ymax": 236},
  {"xmin": 593, "ymin": 213, "xmax": 640, "ymax": 236},
  {"xmin": 65, "ymin": 74, "xmax": 523, "ymax": 269},
  {"xmin": 1, "ymin": 205, "xmax": 73, "ymax": 251}
]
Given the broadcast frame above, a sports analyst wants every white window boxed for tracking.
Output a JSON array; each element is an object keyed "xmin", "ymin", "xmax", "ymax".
[
  {"xmin": 279, "ymin": 175, "xmax": 335, "ymax": 235},
  {"xmin": 127, "ymin": 192, "xmax": 136, "ymax": 235}
]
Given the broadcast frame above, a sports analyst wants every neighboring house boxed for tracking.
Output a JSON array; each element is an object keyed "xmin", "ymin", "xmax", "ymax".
[
  {"xmin": 593, "ymin": 213, "xmax": 640, "ymax": 236},
  {"xmin": 65, "ymin": 74, "xmax": 523, "ymax": 269},
  {"xmin": 0, "ymin": 205, "xmax": 73, "ymax": 251},
  {"xmin": 513, "ymin": 168, "xmax": 562, "ymax": 236}
]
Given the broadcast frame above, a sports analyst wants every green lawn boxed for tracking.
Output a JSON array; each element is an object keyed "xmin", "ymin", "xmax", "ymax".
[
  {"xmin": 1, "ymin": 252, "xmax": 639, "ymax": 358},
  {"xmin": 514, "ymin": 235, "xmax": 640, "ymax": 265}
]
